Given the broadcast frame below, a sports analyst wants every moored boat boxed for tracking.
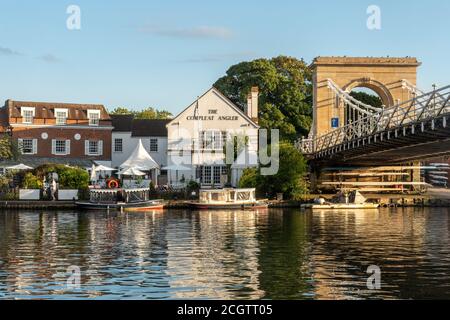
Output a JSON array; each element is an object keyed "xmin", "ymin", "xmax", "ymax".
[
  {"xmin": 188, "ymin": 188, "xmax": 268, "ymax": 210},
  {"xmin": 76, "ymin": 188, "xmax": 164, "ymax": 211},
  {"xmin": 302, "ymin": 190, "xmax": 379, "ymax": 210}
]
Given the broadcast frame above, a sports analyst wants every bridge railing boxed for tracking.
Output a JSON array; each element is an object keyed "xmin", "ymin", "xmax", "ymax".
[{"xmin": 299, "ymin": 85, "xmax": 450, "ymax": 154}]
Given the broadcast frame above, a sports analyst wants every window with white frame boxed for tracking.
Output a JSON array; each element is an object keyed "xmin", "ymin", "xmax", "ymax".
[
  {"xmin": 89, "ymin": 141, "xmax": 99, "ymax": 155},
  {"xmin": 200, "ymin": 130, "xmax": 226, "ymax": 150},
  {"xmin": 55, "ymin": 108, "xmax": 68, "ymax": 125},
  {"xmin": 114, "ymin": 138, "xmax": 123, "ymax": 152},
  {"xmin": 85, "ymin": 140, "xmax": 103, "ymax": 156},
  {"xmin": 21, "ymin": 139, "xmax": 34, "ymax": 154},
  {"xmin": 150, "ymin": 138, "xmax": 158, "ymax": 152},
  {"xmin": 21, "ymin": 107, "xmax": 35, "ymax": 124},
  {"xmin": 54, "ymin": 140, "xmax": 67, "ymax": 155},
  {"xmin": 88, "ymin": 110, "xmax": 100, "ymax": 126}
]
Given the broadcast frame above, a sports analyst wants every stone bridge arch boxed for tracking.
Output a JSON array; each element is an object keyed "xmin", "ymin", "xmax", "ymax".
[{"xmin": 311, "ymin": 57, "xmax": 421, "ymax": 137}]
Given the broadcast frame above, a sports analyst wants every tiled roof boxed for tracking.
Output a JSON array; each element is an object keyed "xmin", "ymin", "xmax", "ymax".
[
  {"xmin": 111, "ymin": 114, "xmax": 169, "ymax": 137},
  {"xmin": 111, "ymin": 114, "xmax": 134, "ymax": 132},
  {"xmin": 5, "ymin": 100, "xmax": 111, "ymax": 121},
  {"xmin": 131, "ymin": 119, "xmax": 170, "ymax": 137}
]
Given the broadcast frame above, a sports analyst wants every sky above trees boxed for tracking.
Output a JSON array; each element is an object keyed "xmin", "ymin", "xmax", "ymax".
[{"xmin": 1, "ymin": 1, "xmax": 449, "ymax": 114}]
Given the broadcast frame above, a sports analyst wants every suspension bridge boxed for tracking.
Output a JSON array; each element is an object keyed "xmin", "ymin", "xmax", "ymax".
[{"xmin": 298, "ymin": 57, "xmax": 450, "ymax": 166}]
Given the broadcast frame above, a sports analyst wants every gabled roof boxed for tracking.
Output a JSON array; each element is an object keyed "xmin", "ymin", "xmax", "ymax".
[{"xmin": 167, "ymin": 87, "xmax": 259, "ymax": 128}]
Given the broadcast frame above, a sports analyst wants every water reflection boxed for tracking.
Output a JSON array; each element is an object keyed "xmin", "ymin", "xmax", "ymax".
[{"xmin": 1, "ymin": 208, "xmax": 450, "ymax": 299}]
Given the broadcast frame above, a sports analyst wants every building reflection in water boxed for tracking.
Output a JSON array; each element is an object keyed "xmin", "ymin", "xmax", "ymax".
[
  {"xmin": 1, "ymin": 208, "xmax": 450, "ymax": 299},
  {"xmin": 165, "ymin": 210, "xmax": 267, "ymax": 299}
]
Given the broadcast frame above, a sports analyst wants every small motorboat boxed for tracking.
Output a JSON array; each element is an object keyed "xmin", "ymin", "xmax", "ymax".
[
  {"xmin": 302, "ymin": 190, "xmax": 379, "ymax": 210},
  {"xmin": 76, "ymin": 188, "xmax": 164, "ymax": 211},
  {"xmin": 188, "ymin": 188, "xmax": 268, "ymax": 210}
]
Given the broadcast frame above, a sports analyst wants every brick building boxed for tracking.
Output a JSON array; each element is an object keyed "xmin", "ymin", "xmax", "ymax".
[{"xmin": 0, "ymin": 100, "xmax": 113, "ymax": 170}]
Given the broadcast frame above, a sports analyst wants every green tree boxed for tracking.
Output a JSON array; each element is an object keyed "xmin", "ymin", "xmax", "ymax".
[
  {"xmin": 0, "ymin": 134, "xmax": 19, "ymax": 161},
  {"xmin": 214, "ymin": 56, "xmax": 313, "ymax": 142},
  {"xmin": 110, "ymin": 107, "xmax": 132, "ymax": 115},
  {"xmin": 350, "ymin": 91, "xmax": 383, "ymax": 108},
  {"xmin": 238, "ymin": 142, "xmax": 308, "ymax": 199},
  {"xmin": 109, "ymin": 106, "xmax": 173, "ymax": 119}
]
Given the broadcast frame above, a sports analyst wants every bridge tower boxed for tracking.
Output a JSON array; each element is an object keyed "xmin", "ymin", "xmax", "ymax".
[{"xmin": 312, "ymin": 57, "xmax": 421, "ymax": 138}]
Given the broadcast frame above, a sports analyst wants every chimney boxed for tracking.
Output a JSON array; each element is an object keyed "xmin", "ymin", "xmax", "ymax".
[{"xmin": 246, "ymin": 86, "xmax": 259, "ymax": 123}]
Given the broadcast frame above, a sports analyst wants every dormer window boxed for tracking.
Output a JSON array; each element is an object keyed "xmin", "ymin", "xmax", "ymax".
[
  {"xmin": 87, "ymin": 110, "xmax": 100, "ymax": 126},
  {"xmin": 21, "ymin": 107, "xmax": 35, "ymax": 124},
  {"xmin": 55, "ymin": 108, "xmax": 68, "ymax": 125}
]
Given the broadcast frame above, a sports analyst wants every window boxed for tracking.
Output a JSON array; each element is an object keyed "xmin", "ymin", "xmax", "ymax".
[
  {"xmin": 213, "ymin": 166, "xmax": 221, "ymax": 185},
  {"xmin": 203, "ymin": 166, "xmax": 212, "ymax": 185},
  {"xmin": 88, "ymin": 110, "xmax": 100, "ymax": 126},
  {"xmin": 21, "ymin": 139, "xmax": 34, "ymax": 154},
  {"xmin": 150, "ymin": 138, "xmax": 158, "ymax": 152},
  {"xmin": 85, "ymin": 140, "xmax": 103, "ymax": 156},
  {"xmin": 200, "ymin": 130, "xmax": 224, "ymax": 150},
  {"xmin": 55, "ymin": 109, "xmax": 68, "ymax": 125},
  {"xmin": 55, "ymin": 140, "xmax": 67, "ymax": 155},
  {"xmin": 21, "ymin": 107, "xmax": 35, "ymax": 124},
  {"xmin": 114, "ymin": 138, "xmax": 123, "ymax": 152},
  {"xmin": 89, "ymin": 141, "xmax": 99, "ymax": 155}
]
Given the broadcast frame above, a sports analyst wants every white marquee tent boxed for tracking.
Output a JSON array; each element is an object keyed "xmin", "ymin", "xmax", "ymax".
[{"xmin": 119, "ymin": 139, "xmax": 160, "ymax": 185}]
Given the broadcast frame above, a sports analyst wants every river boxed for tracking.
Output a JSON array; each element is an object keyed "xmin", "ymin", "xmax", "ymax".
[{"xmin": 1, "ymin": 208, "xmax": 450, "ymax": 300}]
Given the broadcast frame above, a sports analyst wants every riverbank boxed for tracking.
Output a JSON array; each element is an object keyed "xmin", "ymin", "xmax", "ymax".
[{"xmin": 2, "ymin": 191, "xmax": 450, "ymax": 210}]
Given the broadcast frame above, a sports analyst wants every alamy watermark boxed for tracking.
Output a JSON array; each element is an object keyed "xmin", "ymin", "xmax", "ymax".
[
  {"xmin": 367, "ymin": 5, "xmax": 381, "ymax": 30},
  {"xmin": 66, "ymin": 5, "xmax": 81, "ymax": 30},
  {"xmin": 366, "ymin": 265, "xmax": 381, "ymax": 290}
]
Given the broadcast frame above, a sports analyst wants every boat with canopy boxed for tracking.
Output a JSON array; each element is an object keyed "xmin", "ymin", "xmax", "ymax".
[{"xmin": 188, "ymin": 188, "xmax": 268, "ymax": 210}]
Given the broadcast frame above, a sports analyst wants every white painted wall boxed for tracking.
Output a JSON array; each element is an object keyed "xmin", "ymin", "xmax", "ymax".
[
  {"xmin": 111, "ymin": 132, "xmax": 167, "ymax": 168},
  {"xmin": 166, "ymin": 88, "xmax": 259, "ymax": 188}
]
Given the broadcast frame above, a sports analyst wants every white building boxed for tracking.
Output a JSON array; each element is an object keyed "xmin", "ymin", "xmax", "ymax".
[
  {"xmin": 111, "ymin": 115, "xmax": 169, "ymax": 185},
  {"xmin": 166, "ymin": 87, "xmax": 260, "ymax": 188}
]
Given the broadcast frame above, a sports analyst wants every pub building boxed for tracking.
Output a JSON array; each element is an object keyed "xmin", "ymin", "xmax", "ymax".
[{"xmin": 166, "ymin": 87, "xmax": 260, "ymax": 188}]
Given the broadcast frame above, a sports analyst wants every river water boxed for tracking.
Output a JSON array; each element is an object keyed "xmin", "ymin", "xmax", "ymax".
[{"xmin": 1, "ymin": 208, "xmax": 450, "ymax": 300}]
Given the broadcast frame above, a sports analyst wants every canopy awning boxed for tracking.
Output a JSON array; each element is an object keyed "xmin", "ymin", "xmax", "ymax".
[
  {"xmin": 118, "ymin": 167, "xmax": 146, "ymax": 176},
  {"xmin": 119, "ymin": 139, "xmax": 159, "ymax": 170}
]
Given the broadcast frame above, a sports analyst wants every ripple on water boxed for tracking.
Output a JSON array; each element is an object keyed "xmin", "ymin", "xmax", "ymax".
[{"xmin": 1, "ymin": 208, "xmax": 450, "ymax": 299}]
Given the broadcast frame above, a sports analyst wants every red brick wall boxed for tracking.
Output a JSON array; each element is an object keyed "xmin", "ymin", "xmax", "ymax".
[{"xmin": 12, "ymin": 127, "xmax": 112, "ymax": 161}]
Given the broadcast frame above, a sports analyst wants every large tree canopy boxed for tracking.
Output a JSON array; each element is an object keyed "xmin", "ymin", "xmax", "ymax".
[
  {"xmin": 214, "ymin": 56, "xmax": 313, "ymax": 142},
  {"xmin": 109, "ymin": 107, "xmax": 173, "ymax": 119}
]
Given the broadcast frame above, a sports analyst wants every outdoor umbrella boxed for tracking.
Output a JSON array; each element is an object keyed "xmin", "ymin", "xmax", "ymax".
[
  {"xmin": 6, "ymin": 163, "xmax": 33, "ymax": 170},
  {"xmin": 94, "ymin": 165, "xmax": 117, "ymax": 171},
  {"xmin": 90, "ymin": 164, "xmax": 97, "ymax": 181}
]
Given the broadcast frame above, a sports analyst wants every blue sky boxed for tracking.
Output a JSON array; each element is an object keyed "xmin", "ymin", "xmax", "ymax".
[{"xmin": 1, "ymin": 0, "xmax": 449, "ymax": 114}]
